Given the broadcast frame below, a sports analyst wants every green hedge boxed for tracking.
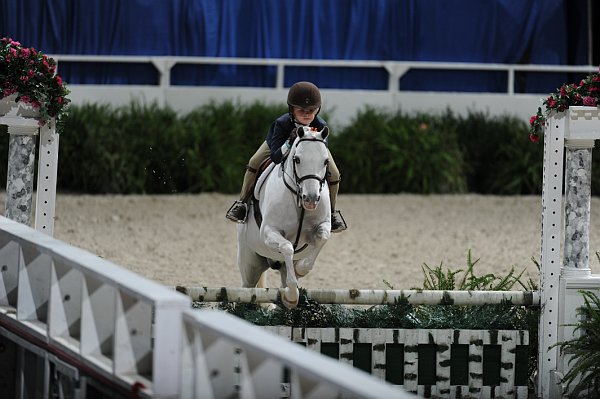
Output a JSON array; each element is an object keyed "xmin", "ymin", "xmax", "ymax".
[
  {"xmin": 0, "ymin": 100, "xmax": 550, "ymax": 194},
  {"xmin": 55, "ymin": 101, "xmax": 286, "ymax": 194}
]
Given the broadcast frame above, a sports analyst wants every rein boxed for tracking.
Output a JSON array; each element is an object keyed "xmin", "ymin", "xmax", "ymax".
[{"xmin": 281, "ymin": 137, "xmax": 328, "ymax": 253}]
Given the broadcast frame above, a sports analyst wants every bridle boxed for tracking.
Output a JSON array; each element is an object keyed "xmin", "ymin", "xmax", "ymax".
[
  {"xmin": 282, "ymin": 137, "xmax": 328, "ymax": 208},
  {"xmin": 281, "ymin": 136, "xmax": 328, "ymax": 253}
]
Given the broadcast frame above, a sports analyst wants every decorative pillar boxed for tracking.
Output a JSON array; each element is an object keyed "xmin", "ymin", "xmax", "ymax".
[
  {"xmin": 561, "ymin": 140, "xmax": 594, "ymax": 276},
  {"xmin": 5, "ymin": 126, "xmax": 38, "ymax": 225},
  {"xmin": 541, "ymin": 107, "xmax": 600, "ymax": 398},
  {"xmin": 1, "ymin": 94, "xmax": 59, "ymax": 235},
  {"xmin": 1, "ymin": 94, "xmax": 41, "ymax": 227}
]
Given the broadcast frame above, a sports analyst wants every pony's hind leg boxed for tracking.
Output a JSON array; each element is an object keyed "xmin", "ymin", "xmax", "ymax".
[{"xmin": 237, "ymin": 233, "xmax": 269, "ymax": 287}]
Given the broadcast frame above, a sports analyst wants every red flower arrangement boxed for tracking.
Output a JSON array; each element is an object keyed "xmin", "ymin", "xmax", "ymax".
[
  {"xmin": 0, "ymin": 37, "xmax": 70, "ymax": 126},
  {"xmin": 529, "ymin": 67, "xmax": 600, "ymax": 143}
]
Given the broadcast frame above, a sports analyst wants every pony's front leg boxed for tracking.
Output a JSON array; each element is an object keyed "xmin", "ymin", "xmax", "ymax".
[
  {"xmin": 295, "ymin": 222, "xmax": 331, "ymax": 277},
  {"xmin": 262, "ymin": 225, "xmax": 299, "ymax": 308}
]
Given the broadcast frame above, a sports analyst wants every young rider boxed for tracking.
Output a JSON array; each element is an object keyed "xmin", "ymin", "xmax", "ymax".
[{"xmin": 225, "ymin": 81, "xmax": 347, "ymax": 233}]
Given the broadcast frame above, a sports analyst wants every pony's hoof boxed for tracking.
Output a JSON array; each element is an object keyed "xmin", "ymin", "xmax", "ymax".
[
  {"xmin": 294, "ymin": 259, "xmax": 312, "ymax": 278},
  {"xmin": 316, "ymin": 228, "xmax": 330, "ymax": 241},
  {"xmin": 294, "ymin": 264, "xmax": 310, "ymax": 278},
  {"xmin": 282, "ymin": 286, "xmax": 299, "ymax": 309},
  {"xmin": 282, "ymin": 296, "xmax": 298, "ymax": 309},
  {"xmin": 295, "ymin": 269, "xmax": 308, "ymax": 278}
]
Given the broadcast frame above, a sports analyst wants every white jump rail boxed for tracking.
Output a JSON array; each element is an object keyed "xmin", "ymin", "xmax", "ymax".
[
  {"xmin": 181, "ymin": 310, "xmax": 413, "ymax": 398},
  {"xmin": 179, "ymin": 286, "xmax": 541, "ymax": 306}
]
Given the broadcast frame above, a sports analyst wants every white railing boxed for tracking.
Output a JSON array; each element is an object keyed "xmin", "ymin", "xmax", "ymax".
[
  {"xmin": 0, "ymin": 214, "xmax": 190, "ymax": 397},
  {"xmin": 0, "ymin": 215, "xmax": 412, "ymax": 398},
  {"xmin": 51, "ymin": 55, "xmax": 599, "ymax": 126},
  {"xmin": 51, "ymin": 55, "xmax": 598, "ymax": 94},
  {"xmin": 182, "ymin": 311, "xmax": 412, "ymax": 398}
]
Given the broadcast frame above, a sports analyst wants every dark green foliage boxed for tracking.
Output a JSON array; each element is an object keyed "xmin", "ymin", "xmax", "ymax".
[
  {"xmin": 57, "ymin": 100, "xmax": 285, "ymax": 193},
  {"xmin": 177, "ymin": 101, "xmax": 283, "ymax": 193},
  {"xmin": 329, "ymin": 107, "xmax": 467, "ymax": 193},
  {"xmin": 454, "ymin": 111, "xmax": 544, "ymax": 194},
  {"xmin": 417, "ymin": 249, "xmax": 530, "ymax": 291},
  {"xmin": 59, "ymin": 102, "xmax": 178, "ymax": 193},
  {"xmin": 264, "ymin": 293, "xmax": 353, "ymax": 328},
  {"xmin": 413, "ymin": 302, "xmax": 530, "ymax": 330},
  {"xmin": 352, "ymin": 297, "xmax": 418, "ymax": 329},
  {"xmin": 555, "ymin": 290, "xmax": 600, "ymax": 398},
  {"xmin": 2, "ymin": 100, "xmax": 552, "ymax": 194}
]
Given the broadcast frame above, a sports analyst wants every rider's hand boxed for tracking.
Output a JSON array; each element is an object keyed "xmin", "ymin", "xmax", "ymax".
[{"xmin": 287, "ymin": 127, "xmax": 299, "ymax": 147}]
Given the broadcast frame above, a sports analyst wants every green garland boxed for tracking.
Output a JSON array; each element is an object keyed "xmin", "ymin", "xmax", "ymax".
[{"xmin": 194, "ymin": 288, "xmax": 536, "ymax": 331}]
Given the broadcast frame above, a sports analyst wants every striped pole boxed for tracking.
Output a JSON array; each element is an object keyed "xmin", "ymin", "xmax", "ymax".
[{"xmin": 176, "ymin": 286, "xmax": 540, "ymax": 306}]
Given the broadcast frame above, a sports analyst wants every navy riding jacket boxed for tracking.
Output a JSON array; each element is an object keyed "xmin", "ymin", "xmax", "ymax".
[{"xmin": 266, "ymin": 113, "xmax": 328, "ymax": 164}]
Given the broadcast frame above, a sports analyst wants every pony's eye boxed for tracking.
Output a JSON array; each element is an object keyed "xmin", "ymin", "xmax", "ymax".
[{"xmin": 293, "ymin": 156, "xmax": 300, "ymax": 164}]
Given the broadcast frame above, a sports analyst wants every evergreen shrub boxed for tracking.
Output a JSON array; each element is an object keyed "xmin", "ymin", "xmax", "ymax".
[{"xmin": 0, "ymin": 100, "xmax": 551, "ymax": 195}]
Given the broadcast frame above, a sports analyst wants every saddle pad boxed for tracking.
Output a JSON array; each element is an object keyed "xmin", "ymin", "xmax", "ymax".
[{"xmin": 253, "ymin": 162, "xmax": 276, "ymax": 199}]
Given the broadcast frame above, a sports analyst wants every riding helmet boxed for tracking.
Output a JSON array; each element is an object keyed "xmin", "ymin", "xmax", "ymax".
[{"xmin": 287, "ymin": 81, "xmax": 321, "ymax": 109}]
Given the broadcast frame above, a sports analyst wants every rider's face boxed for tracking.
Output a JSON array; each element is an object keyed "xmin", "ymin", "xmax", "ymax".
[{"xmin": 292, "ymin": 106, "xmax": 319, "ymax": 125}]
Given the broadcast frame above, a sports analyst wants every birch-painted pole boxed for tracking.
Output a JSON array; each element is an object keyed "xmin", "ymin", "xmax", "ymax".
[{"xmin": 177, "ymin": 286, "xmax": 540, "ymax": 306}]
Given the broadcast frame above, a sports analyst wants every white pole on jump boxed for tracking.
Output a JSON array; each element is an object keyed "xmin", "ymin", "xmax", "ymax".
[
  {"xmin": 539, "ymin": 107, "xmax": 600, "ymax": 397},
  {"xmin": 34, "ymin": 122, "xmax": 59, "ymax": 236}
]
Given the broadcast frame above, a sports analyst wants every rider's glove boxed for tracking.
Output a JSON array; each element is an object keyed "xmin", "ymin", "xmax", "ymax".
[
  {"xmin": 282, "ymin": 127, "xmax": 301, "ymax": 157},
  {"xmin": 287, "ymin": 127, "xmax": 299, "ymax": 147}
]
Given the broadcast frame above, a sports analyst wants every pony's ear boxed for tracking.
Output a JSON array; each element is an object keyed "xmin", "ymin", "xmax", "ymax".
[
  {"xmin": 296, "ymin": 126, "xmax": 305, "ymax": 138},
  {"xmin": 321, "ymin": 126, "xmax": 329, "ymax": 140}
]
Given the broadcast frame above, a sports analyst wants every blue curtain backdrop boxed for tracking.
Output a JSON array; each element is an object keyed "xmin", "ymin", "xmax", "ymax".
[{"xmin": 0, "ymin": 0, "xmax": 590, "ymax": 93}]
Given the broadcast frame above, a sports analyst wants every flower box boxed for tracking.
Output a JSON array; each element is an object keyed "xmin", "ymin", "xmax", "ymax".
[
  {"xmin": 563, "ymin": 106, "xmax": 600, "ymax": 141},
  {"xmin": 1, "ymin": 37, "xmax": 69, "ymax": 127}
]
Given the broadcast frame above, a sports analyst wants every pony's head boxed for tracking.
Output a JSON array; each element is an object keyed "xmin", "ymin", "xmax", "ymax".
[{"xmin": 289, "ymin": 126, "xmax": 330, "ymax": 210}]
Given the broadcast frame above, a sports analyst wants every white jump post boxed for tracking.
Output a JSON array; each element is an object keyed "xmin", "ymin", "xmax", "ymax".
[
  {"xmin": 539, "ymin": 107, "xmax": 600, "ymax": 397},
  {"xmin": 0, "ymin": 95, "xmax": 59, "ymax": 236}
]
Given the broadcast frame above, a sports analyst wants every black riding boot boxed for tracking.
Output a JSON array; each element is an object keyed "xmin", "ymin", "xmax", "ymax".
[
  {"xmin": 226, "ymin": 200, "xmax": 248, "ymax": 223},
  {"xmin": 331, "ymin": 210, "xmax": 347, "ymax": 233}
]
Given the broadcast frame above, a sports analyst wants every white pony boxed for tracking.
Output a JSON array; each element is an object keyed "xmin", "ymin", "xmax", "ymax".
[{"xmin": 237, "ymin": 126, "xmax": 331, "ymax": 309}]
